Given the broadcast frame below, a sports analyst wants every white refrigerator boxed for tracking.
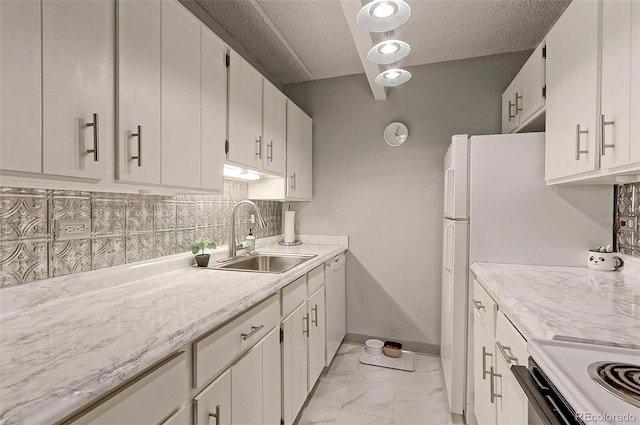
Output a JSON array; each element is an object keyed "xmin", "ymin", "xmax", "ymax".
[{"xmin": 440, "ymin": 132, "xmax": 613, "ymax": 418}]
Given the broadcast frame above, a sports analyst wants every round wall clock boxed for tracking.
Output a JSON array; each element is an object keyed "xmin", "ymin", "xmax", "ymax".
[{"xmin": 383, "ymin": 122, "xmax": 408, "ymax": 146}]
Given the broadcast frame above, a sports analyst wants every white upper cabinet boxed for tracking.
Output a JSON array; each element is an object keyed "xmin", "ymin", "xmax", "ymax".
[
  {"xmin": 200, "ymin": 26, "xmax": 226, "ymax": 192},
  {"xmin": 0, "ymin": 0, "xmax": 41, "ymax": 174},
  {"xmin": 545, "ymin": 0, "xmax": 640, "ymax": 184},
  {"xmin": 501, "ymin": 42, "xmax": 545, "ymax": 134},
  {"xmin": 521, "ymin": 42, "xmax": 546, "ymax": 124},
  {"xmin": 228, "ymin": 50, "xmax": 263, "ymax": 170},
  {"xmin": 501, "ymin": 75, "xmax": 522, "ymax": 134},
  {"xmin": 632, "ymin": 1, "xmax": 640, "ymax": 165},
  {"xmin": 262, "ymin": 80, "xmax": 287, "ymax": 175},
  {"xmin": 41, "ymin": 0, "xmax": 114, "ymax": 180},
  {"xmin": 545, "ymin": 0, "xmax": 599, "ymax": 181},
  {"xmin": 116, "ymin": 0, "xmax": 161, "ymax": 185},
  {"xmin": 286, "ymin": 101, "xmax": 313, "ymax": 201},
  {"xmin": 600, "ymin": 0, "xmax": 639, "ymax": 170},
  {"xmin": 161, "ymin": 0, "xmax": 201, "ymax": 188}
]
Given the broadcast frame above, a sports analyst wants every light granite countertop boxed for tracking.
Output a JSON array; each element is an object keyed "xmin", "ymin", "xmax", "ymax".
[
  {"xmin": 0, "ymin": 235, "xmax": 348, "ymax": 425},
  {"xmin": 470, "ymin": 255, "xmax": 640, "ymax": 346}
]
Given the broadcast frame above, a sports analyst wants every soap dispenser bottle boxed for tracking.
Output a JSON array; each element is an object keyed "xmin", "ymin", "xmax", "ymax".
[{"xmin": 245, "ymin": 228, "xmax": 256, "ymax": 254}]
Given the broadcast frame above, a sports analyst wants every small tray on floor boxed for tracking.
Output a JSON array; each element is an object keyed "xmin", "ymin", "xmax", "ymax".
[{"xmin": 359, "ymin": 347, "xmax": 416, "ymax": 372}]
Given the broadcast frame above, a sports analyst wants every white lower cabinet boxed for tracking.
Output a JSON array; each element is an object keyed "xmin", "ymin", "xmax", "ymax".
[
  {"xmin": 472, "ymin": 280, "xmax": 528, "ymax": 425},
  {"xmin": 194, "ymin": 369, "xmax": 231, "ymax": 425},
  {"xmin": 232, "ymin": 335, "xmax": 265, "ymax": 425},
  {"xmin": 69, "ymin": 351, "xmax": 189, "ymax": 424},
  {"xmin": 282, "ymin": 301, "xmax": 309, "ymax": 425},
  {"xmin": 307, "ymin": 286, "xmax": 326, "ymax": 392},
  {"xmin": 473, "ymin": 308, "xmax": 496, "ymax": 425},
  {"xmin": 495, "ymin": 313, "xmax": 528, "ymax": 425}
]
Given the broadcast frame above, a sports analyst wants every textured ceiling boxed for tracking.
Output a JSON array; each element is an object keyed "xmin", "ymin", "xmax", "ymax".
[{"xmin": 194, "ymin": 0, "xmax": 571, "ymax": 85}]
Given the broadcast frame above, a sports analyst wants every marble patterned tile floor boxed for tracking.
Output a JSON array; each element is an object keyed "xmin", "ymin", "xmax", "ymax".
[{"xmin": 296, "ymin": 343, "xmax": 456, "ymax": 425}]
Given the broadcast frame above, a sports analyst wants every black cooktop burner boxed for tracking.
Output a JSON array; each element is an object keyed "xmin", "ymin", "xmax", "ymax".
[{"xmin": 588, "ymin": 362, "xmax": 640, "ymax": 408}]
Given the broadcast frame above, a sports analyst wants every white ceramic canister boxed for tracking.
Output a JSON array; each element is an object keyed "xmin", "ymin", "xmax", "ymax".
[{"xmin": 586, "ymin": 250, "xmax": 624, "ymax": 271}]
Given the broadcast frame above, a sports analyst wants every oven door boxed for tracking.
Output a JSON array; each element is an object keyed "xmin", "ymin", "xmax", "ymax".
[{"xmin": 511, "ymin": 359, "xmax": 584, "ymax": 425}]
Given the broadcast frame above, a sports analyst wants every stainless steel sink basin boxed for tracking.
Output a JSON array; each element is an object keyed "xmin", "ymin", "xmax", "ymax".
[{"xmin": 214, "ymin": 253, "xmax": 317, "ymax": 273}]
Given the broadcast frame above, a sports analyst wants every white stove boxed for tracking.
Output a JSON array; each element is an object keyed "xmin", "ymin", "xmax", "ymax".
[{"xmin": 512, "ymin": 337, "xmax": 640, "ymax": 425}]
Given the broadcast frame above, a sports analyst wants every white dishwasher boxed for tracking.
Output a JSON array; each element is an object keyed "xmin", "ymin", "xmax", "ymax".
[{"xmin": 325, "ymin": 252, "xmax": 346, "ymax": 366}]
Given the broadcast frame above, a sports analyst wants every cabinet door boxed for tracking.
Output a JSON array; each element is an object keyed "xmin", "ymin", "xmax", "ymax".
[
  {"xmin": 473, "ymin": 309, "xmax": 496, "ymax": 425},
  {"xmin": 262, "ymin": 80, "xmax": 287, "ymax": 175},
  {"xmin": 501, "ymin": 76, "xmax": 521, "ymax": 134},
  {"xmin": 495, "ymin": 312, "xmax": 528, "ymax": 425},
  {"xmin": 262, "ymin": 327, "xmax": 281, "ymax": 425},
  {"xmin": 501, "ymin": 82, "xmax": 516, "ymax": 134},
  {"xmin": 116, "ymin": 0, "xmax": 161, "ymax": 184},
  {"xmin": 286, "ymin": 101, "xmax": 312, "ymax": 200},
  {"xmin": 601, "ymin": 0, "xmax": 632, "ymax": 170},
  {"xmin": 521, "ymin": 42, "xmax": 546, "ymax": 123},
  {"xmin": 308, "ymin": 286, "xmax": 326, "ymax": 392},
  {"xmin": 194, "ymin": 369, "xmax": 231, "ymax": 425},
  {"xmin": 228, "ymin": 50, "xmax": 263, "ymax": 170},
  {"xmin": 42, "ymin": 0, "xmax": 113, "ymax": 179},
  {"xmin": 232, "ymin": 342, "xmax": 263, "ymax": 425},
  {"xmin": 0, "ymin": 0, "xmax": 41, "ymax": 173},
  {"xmin": 200, "ymin": 26, "xmax": 226, "ymax": 192},
  {"xmin": 632, "ymin": 0, "xmax": 640, "ymax": 164},
  {"xmin": 282, "ymin": 301, "xmax": 308, "ymax": 425},
  {"xmin": 161, "ymin": 0, "xmax": 201, "ymax": 188},
  {"xmin": 545, "ymin": 0, "xmax": 599, "ymax": 180}
]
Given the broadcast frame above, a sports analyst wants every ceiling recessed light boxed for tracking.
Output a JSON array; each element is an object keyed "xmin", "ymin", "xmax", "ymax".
[
  {"xmin": 357, "ymin": 0, "xmax": 411, "ymax": 32},
  {"xmin": 367, "ymin": 40, "xmax": 410, "ymax": 64},
  {"xmin": 375, "ymin": 68, "xmax": 412, "ymax": 86},
  {"xmin": 371, "ymin": 2, "xmax": 397, "ymax": 19}
]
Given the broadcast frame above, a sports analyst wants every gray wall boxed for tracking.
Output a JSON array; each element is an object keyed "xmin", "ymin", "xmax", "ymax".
[{"xmin": 284, "ymin": 52, "xmax": 531, "ymax": 352}]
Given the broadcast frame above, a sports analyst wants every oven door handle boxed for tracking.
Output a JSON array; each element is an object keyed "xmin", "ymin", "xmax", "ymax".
[{"xmin": 511, "ymin": 365, "xmax": 574, "ymax": 425}]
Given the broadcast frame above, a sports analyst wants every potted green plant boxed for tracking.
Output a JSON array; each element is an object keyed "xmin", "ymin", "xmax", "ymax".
[{"xmin": 189, "ymin": 237, "xmax": 216, "ymax": 267}]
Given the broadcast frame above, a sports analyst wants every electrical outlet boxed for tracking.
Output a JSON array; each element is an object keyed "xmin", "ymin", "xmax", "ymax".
[
  {"xmin": 55, "ymin": 219, "xmax": 91, "ymax": 240},
  {"xmin": 618, "ymin": 217, "xmax": 637, "ymax": 232}
]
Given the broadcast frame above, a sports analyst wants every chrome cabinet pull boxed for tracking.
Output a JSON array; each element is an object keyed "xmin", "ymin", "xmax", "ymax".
[
  {"xmin": 255, "ymin": 137, "xmax": 262, "ymax": 159},
  {"xmin": 85, "ymin": 113, "xmax": 99, "ymax": 161},
  {"xmin": 515, "ymin": 92, "xmax": 523, "ymax": 115},
  {"xmin": 290, "ymin": 172, "xmax": 297, "ymax": 191},
  {"xmin": 472, "ymin": 299, "xmax": 485, "ymax": 311},
  {"xmin": 496, "ymin": 342, "xmax": 518, "ymax": 364},
  {"xmin": 312, "ymin": 304, "xmax": 318, "ymax": 327},
  {"xmin": 508, "ymin": 101, "xmax": 515, "ymax": 121},
  {"xmin": 302, "ymin": 313, "xmax": 309, "ymax": 336},
  {"xmin": 490, "ymin": 366, "xmax": 502, "ymax": 404},
  {"xmin": 575, "ymin": 124, "xmax": 589, "ymax": 160},
  {"xmin": 208, "ymin": 405, "xmax": 220, "ymax": 425},
  {"xmin": 482, "ymin": 346, "xmax": 492, "ymax": 380},
  {"xmin": 600, "ymin": 114, "xmax": 615, "ymax": 156},
  {"xmin": 131, "ymin": 125, "xmax": 142, "ymax": 166},
  {"xmin": 240, "ymin": 324, "xmax": 264, "ymax": 340},
  {"xmin": 267, "ymin": 141, "xmax": 273, "ymax": 162}
]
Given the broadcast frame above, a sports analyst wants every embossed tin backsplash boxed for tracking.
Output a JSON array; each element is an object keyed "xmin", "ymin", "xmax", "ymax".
[
  {"xmin": 0, "ymin": 181, "xmax": 282, "ymax": 287},
  {"xmin": 615, "ymin": 183, "xmax": 640, "ymax": 257}
]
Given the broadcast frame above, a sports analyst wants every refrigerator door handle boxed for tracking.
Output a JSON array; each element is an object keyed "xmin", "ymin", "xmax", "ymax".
[
  {"xmin": 444, "ymin": 221, "xmax": 455, "ymax": 271},
  {"xmin": 443, "ymin": 165, "xmax": 455, "ymax": 218}
]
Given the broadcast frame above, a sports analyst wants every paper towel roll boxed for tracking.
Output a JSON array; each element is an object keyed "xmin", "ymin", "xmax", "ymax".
[{"xmin": 284, "ymin": 211, "xmax": 295, "ymax": 243}]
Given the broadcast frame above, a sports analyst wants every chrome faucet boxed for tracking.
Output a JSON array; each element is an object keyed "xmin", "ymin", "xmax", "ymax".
[{"xmin": 228, "ymin": 200, "xmax": 267, "ymax": 260}]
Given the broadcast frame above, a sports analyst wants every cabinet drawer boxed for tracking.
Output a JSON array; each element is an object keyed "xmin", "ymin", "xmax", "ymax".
[
  {"xmin": 69, "ymin": 351, "xmax": 188, "ymax": 425},
  {"xmin": 282, "ymin": 275, "xmax": 306, "ymax": 317},
  {"xmin": 496, "ymin": 311, "xmax": 527, "ymax": 366},
  {"xmin": 472, "ymin": 280, "xmax": 498, "ymax": 336},
  {"xmin": 308, "ymin": 264, "xmax": 324, "ymax": 295},
  {"xmin": 193, "ymin": 295, "xmax": 278, "ymax": 389}
]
